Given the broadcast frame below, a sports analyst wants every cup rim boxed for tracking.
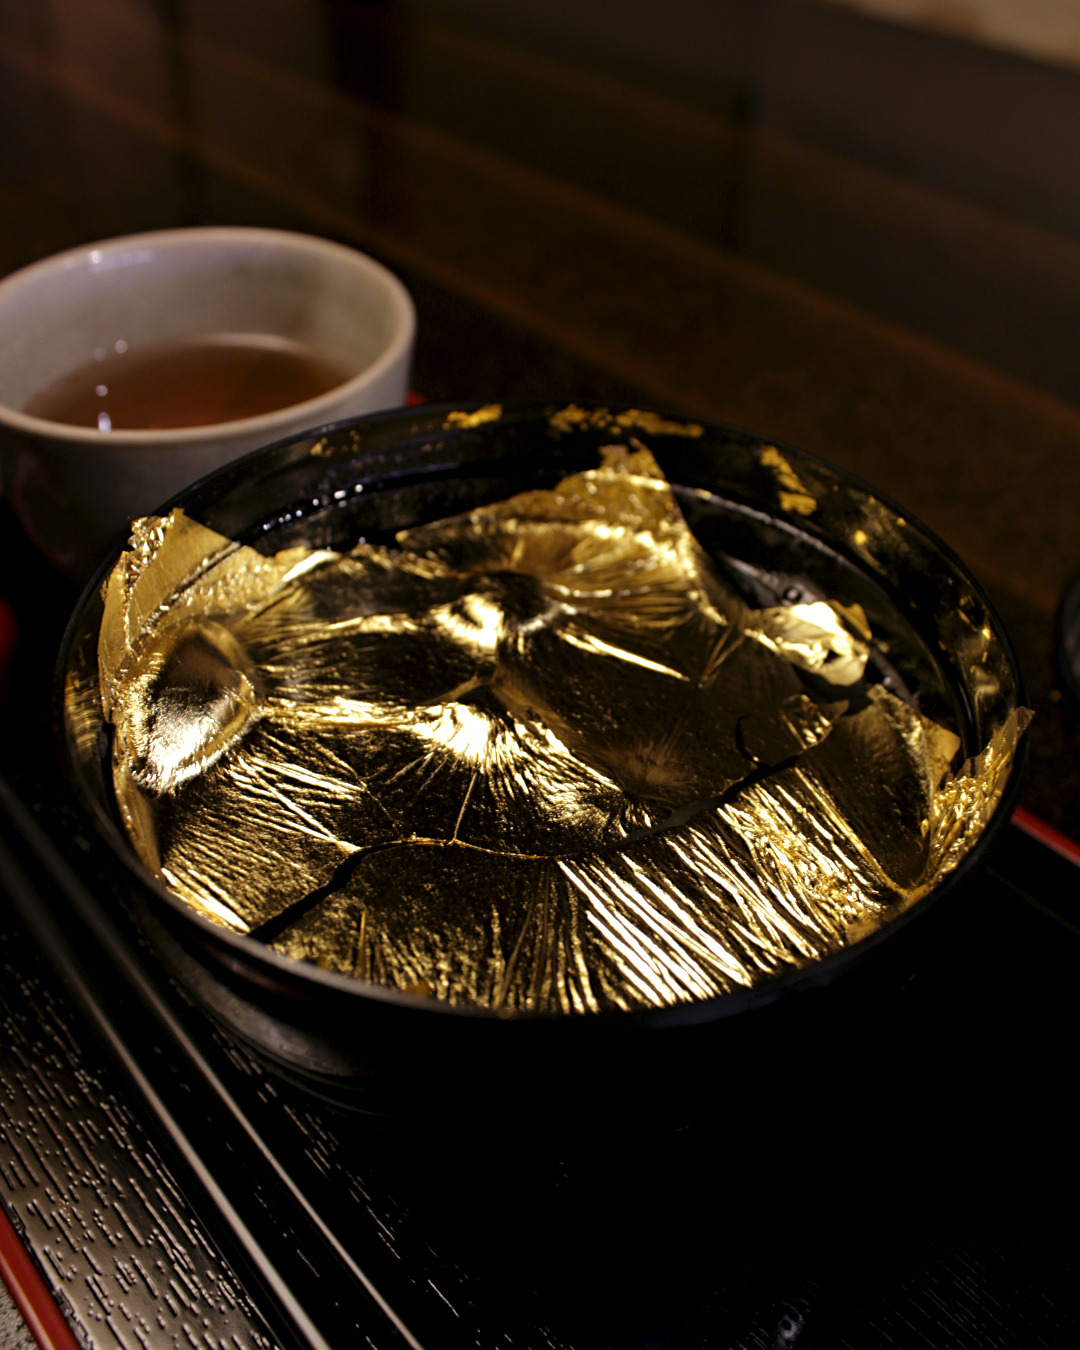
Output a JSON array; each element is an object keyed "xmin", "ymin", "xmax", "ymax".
[{"xmin": 0, "ymin": 226, "xmax": 416, "ymax": 446}]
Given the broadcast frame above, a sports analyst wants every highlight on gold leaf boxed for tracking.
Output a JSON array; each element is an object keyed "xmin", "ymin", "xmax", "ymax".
[
  {"xmin": 747, "ymin": 602, "xmax": 870, "ymax": 686},
  {"xmin": 98, "ymin": 445, "xmax": 1027, "ymax": 1015}
]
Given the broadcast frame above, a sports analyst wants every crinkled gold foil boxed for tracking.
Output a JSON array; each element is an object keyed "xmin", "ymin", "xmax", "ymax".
[
  {"xmin": 547, "ymin": 404, "xmax": 704, "ymax": 439},
  {"xmin": 98, "ymin": 446, "xmax": 1028, "ymax": 1013},
  {"xmin": 759, "ymin": 444, "xmax": 818, "ymax": 516},
  {"xmin": 443, "ymin": 403, "xmax": 502, "ymax": 429}
]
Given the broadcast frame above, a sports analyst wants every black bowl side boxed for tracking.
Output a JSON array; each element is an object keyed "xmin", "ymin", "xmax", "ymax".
[{"xmin": 56, "ymin": 400, "xmax": 1027, "ymax": 1115}]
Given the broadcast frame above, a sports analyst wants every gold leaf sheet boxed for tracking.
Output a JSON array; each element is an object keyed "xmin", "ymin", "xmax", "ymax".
[{"xmin": 99, "ymin": 446, "xmax": 1026, "ymax": 1013}]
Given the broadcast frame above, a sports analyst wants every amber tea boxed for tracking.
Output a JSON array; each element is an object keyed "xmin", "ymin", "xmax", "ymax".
[{"xmin": 26, "ymin": 334, "xmax": 354, "ymax": 431}]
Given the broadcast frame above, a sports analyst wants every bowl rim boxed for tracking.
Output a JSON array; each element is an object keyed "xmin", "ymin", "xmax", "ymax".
[{"xmin": 55, "ymin": 397, "xmax": 1028, "ymax": 1032}]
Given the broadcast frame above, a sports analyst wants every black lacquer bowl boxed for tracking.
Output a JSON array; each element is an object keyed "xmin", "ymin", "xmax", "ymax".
[{"xmin": 58, "ymin": 401, "xmax": 1025, "ymax": 1119}]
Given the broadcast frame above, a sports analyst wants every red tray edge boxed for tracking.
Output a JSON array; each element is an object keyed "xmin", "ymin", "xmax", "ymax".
[{"xmin": 0, "ymin": 1202, "xmax": 81, "ymax": 1350}]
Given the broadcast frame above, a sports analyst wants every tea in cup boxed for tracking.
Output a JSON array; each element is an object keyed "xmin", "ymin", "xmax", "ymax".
[{"xmin": 0, "ymin": 227, "xmax": 415, "ymax": 580}]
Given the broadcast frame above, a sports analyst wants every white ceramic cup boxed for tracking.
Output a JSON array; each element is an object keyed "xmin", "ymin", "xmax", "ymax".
[{"xmin": 0, "ymin": 227, "xmax": 415, "ymax": 581}]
